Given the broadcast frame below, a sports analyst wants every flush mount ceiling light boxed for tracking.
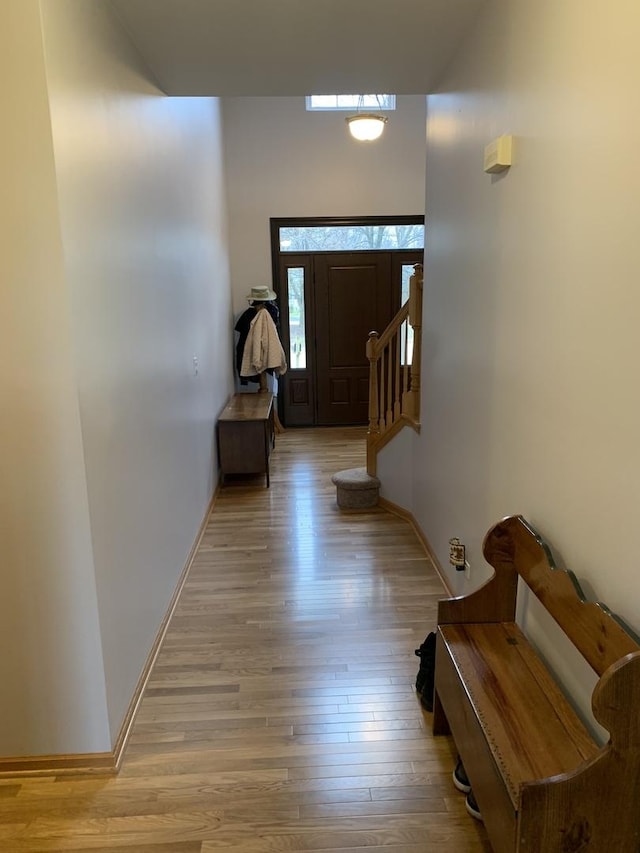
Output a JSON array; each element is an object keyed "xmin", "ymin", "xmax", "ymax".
[{"xmin": 346, "ymin": 114, "xmax": 388, "ymax": 141}]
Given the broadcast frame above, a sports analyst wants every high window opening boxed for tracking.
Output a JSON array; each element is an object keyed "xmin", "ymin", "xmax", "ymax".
[{"xmin": 305, "ymin": 94, "xmax": 396, "ymax": 111}]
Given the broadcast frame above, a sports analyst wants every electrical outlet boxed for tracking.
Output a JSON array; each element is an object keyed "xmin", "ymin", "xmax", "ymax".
[
  {"xmin": 449, "ymin": 537, "xmax": 466, "ymax": 571},
  {"xmin": 193, "ymin": 355, "xmax": 199, "ymax": 376}
]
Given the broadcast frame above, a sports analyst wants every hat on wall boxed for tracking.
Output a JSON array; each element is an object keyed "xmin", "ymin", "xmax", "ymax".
[{"xmin": 247, "ymin": 286, "xmax": 277, "ymax": 302}]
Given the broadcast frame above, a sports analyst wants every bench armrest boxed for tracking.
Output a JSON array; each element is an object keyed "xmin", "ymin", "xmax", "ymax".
[{"xmin": 437, "ymin": 517, "xmax": 519, "ymax": 624}]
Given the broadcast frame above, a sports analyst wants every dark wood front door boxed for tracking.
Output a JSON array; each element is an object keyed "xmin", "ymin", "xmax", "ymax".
[
  {"xmin": 277, "ymin": 249, "xmax": 421, "ymax": 427},
  {"xmin": 314, "ymin": 252, "xmax": 392, "ymax": 425}
]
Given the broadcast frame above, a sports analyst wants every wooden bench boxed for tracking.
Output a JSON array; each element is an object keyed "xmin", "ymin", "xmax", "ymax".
[
  {"xmin": 217, "ymin": 393, "xmax": 274, "ymax": 487},
  {"xmin": 433, "ymin": 514, "xmax": 640, "ymax": 853}
]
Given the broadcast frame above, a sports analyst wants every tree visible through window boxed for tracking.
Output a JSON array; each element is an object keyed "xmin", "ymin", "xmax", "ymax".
[
  {"xmin": 286, "ymin": 268, "xmax": 306, "ymax": 369},
  {"xmin": 279, "ymin": 223, "xmax": 423, "ymax": 252}
]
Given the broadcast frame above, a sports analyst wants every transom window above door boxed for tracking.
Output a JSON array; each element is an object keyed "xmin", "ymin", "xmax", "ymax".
[
  {"xmin": 271, "ymin": 215, "xmax": 424, "ymax": 428},
  {"xmin": 278, "ymin": 221, "xmax": 424, "ymax": 253}
]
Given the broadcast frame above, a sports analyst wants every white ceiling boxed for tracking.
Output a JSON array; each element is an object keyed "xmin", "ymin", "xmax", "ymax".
[{"xmin": 109, "ymin": 0, "xmax": 486, "ymax": 96}]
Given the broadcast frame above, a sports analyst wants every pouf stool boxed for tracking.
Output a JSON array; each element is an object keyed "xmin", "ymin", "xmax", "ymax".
[{"xmin": 331, "ymin": 467, "xmax": 381, "ymax": 509}]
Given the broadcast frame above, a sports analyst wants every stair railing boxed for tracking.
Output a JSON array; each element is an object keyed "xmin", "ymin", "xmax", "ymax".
[{"xmin": 366, "ymin": 263, "xmax": 423, "ymax": 476}]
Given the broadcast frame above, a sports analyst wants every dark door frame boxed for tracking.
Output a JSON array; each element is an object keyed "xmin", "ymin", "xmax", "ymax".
[{"xmin": 270, "ymin": 215, "xmax": 425, "ymax": 426}]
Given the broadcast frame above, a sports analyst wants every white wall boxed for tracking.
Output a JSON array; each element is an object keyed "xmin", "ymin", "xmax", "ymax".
[
  {"xmin": 40, "ymin": 0, "xmax": 234, "ymax": 745},
  {"xmin": 0, "ymin": 1, "xmax": 233, "ymax": 757},
  {"xmin": 0, "ymin": 1, "xmax": 110, "ymax": 755},
  {"xmin": 222, "ymin": 96, "xmax": 427, "ymax": 314},
  {"xmin": 378, "ymin": 428, "xmax": 416, "ymax": 511},
  {"xmin": 414, "ymin": 0, "xmax": 640, "ymax": 721}
]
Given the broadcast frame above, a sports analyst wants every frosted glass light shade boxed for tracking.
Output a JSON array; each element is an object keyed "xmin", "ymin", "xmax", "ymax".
[{"xmin": 346, "ymin": 114, "xmax": 388, "ymax": 141}]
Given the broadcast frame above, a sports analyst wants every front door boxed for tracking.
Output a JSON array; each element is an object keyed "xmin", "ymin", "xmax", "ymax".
[
  {"xmin": 314, "ymin": 252, "xmax": 392, "ymax": 425},
  {"xmin": 278, "ymin": 250, "xmax": 422, "ymax": 426}
]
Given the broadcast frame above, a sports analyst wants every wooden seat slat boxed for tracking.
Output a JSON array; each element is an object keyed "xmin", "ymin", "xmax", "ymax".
[{"xmin": 440, "ymin": 622, "xmax": 598, "ymax": 804}]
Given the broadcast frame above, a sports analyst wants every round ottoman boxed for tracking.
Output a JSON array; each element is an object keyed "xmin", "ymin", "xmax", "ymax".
[{"xmin": 331, "ymin": 467, "xmax": 381, "ymax": 509}]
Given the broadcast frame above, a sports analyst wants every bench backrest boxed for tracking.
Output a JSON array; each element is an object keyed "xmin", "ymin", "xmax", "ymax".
[{"xmin": 483, "ymin": 515, "xmax": 640, "ymax": 676}]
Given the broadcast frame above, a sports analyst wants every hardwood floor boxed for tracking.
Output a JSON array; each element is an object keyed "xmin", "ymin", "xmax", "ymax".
[{"xmin": 0, "ymin": 427, "xmax": 490, "ymax": 852}]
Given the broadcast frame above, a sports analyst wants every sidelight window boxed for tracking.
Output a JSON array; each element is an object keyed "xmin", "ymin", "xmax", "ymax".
[
  {"xmin": 286, "ymin": 267, "xmax": 307, "ymax": 369},
  {"xmin": 401, "ymin": 264, "xmax": 415, "ymax": 365}
]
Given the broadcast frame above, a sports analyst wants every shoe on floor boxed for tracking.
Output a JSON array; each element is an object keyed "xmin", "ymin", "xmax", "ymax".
[
  {"xmin": 453, "ymin": 758, "xmax": 471, "ymax": 793},
  {"xmin": 465, "ymin": 789, "xmax": 483, "ymax": 821},
  {"xmin": 414, "ymin": 632, "xmax": 435, "ymax": 712}
]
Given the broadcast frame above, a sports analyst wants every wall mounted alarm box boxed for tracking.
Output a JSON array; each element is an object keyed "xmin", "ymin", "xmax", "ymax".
[{"xmin": 484, "ymin": 135, "xmax": 513, "ymax": 173}]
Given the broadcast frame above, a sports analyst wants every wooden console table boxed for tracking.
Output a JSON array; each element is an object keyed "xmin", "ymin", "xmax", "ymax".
[{"xmin": 217, "ymin": 393, "xmax": 274, "ymax": 487}]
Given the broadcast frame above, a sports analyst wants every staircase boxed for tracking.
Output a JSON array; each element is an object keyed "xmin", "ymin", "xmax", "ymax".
[{"xmin": 332, "ymin": 263, "xmax": 423, "ymax": 507}]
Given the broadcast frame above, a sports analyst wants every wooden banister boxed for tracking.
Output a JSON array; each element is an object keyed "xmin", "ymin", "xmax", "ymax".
[{"xmin": 366, "ymin": 263, "xmax": 423, "ymax": 476}]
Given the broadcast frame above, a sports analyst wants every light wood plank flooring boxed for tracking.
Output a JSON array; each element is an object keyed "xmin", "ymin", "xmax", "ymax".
[{"xmin": 0, "ymin": 427, "xmax": 490, "ymax": 852}]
